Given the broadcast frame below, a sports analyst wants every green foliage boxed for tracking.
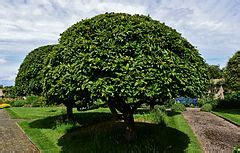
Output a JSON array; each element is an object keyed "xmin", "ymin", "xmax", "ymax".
[
  {"xmin": 171, "ymin": 103, "xmax": 186, "ymax": 113},
  {"xmin": 200, "ymin": 104, "xmax": 212, "ymax": 112},
  {"xmin": 0, "ymin": 98, "xmax": 16, "ymax": 104},
  {"xmin": 11, "ymin": 100, "xmax": 27, "ymax": 107},
  {"xmin": 164, "ymin": 99, "xmax": 175, "ymax": 108},
  {"xmin": 225, "ymin": 51, "xmax": 240, "ymax": 91},
  {"xmin": 233, "ymin": 144, "xmax": 240, "ymax": 153},
  {"xmin": 216, "ymin": 91, "xmax": 240, "ymax": 109},
  {"xmin": 10, "ymin": 96, "xmax": 47, "ymax": 107},
  {"xmin": 15, "ymin": 45, "xmax": 57, "ymax": 96},
  {"xmin": 197, "ymin": 97, "xmax": 218, "ymax": 107},
  {"xmin": 207, "ymin": 65, "xmax": 223, "ymax": 79},
  {"xmin": 26, "ymin": 95, "xmax": 47, "ymax": 107},
  {"xmin": 2, "ymin": 86, "xmax": 17, "ymax": 98},
  {"xmin": 153, "ymin": 105, "xmax": 166, "ymax": 112},
  {"xmin": 43, "ymin": 13, "xmax": 208, "ymax": 114},
  {"xmin": 151, "ymin": 105, "xmax": 166, "ymax": 126}
]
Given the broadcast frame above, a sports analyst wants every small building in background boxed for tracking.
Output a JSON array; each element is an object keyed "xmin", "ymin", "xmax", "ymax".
[
  {"xmin": 0, "ymin": 89, "xmax": 4, "ymax": 99},
  {"xmin": 209, "ymin": 79, "xmax": 225, "ymax": 99}
]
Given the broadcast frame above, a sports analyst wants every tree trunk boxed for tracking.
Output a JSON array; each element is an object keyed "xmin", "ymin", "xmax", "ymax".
[
  {"xmin": 108, "ymin": 100, "xmax": 123, "ymax": 120},
  {"xmin": 150, "ymin": 103, "xmax": 155, "ymax": 110},
  {"xmin": 108, "ymin": 101, "xmax": 118, "ymax": 118},
  {"xmin": 123, "ymin": 112, "xmax": 135, "ymax": 141},
  {"xmin": 66, "ymin": 104, "xmax": 74, "ymax": 122}
]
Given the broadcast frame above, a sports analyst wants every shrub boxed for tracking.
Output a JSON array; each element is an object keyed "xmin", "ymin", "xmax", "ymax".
[
  {"xmin": 11, "ymin": 100, "xmax": 27, "ymax": 107},
  {"xmin": 26, "ymin": 95, "xmax": 46, "ymax": 107},
  {"xmin": 216, "ymin": 91, "xmax": 240, "ymax": 109},
  {"xmin": 200, "ymin": 103, "xmax": 212, "ymax": 112},
  {"xmin": 164, "ymin": 99, "xmax": 175, "ymax": 108},
  {"xmin": 233, "ymin": 145, "xmax": 240, "ymax": 153},
  {"xmin": 154, "ymin": 105, "xmax": 166, "ymax": 112},
  {"xmin": 0, "ymin": 98, "xmax": 16, "ymax": 104},
  {"xmin": 198, "ymin": 97, "xmax": 218, "ymax": 107},
  {"xmin": 171, "ymin": 103, "xmax": 186, "ymax": 113},
  {"xmin": 233, "ymin": 144, "xmax": 240, "ymax": 153},
  {"xmin": 0, "ymin": 103, "xmax": 11, "ymax": 109},
  {"xmin": 151, "ymin": 105, "xmax": 166, "ymax": 126},
  {"xmin": 10, "ymin": 96, "xmax": 47, "ymax": 107}
]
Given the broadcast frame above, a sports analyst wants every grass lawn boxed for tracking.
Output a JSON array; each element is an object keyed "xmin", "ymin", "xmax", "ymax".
[
  {"xmin": 6, "ymin": 107, "xmax": 201, "ymax": 153},
  {"xmin": 212, "ymin": 109, "xmax": 240, "ymax": 126},
  {"xmin": 6, "ymin": 107, "xmax": 109, "ymax": 119}
]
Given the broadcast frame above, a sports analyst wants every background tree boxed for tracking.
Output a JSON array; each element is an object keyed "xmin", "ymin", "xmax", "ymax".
[
  {"xmin": 207, "ymin": 64, "xmax": 224, "ymax": 96},
  {"xmin": 225, "ymin": 51, "xmax": 240, "ymax": 91},
  {"xmin": 207, "ymin": 64, "xmax": 223, "ymax": 79},
  {"xmin": 15, "ymin": 45, "xmax": 56, "ymax": 96},
  {"xmin": 43, "ymin": 13, "xmax": 208, "ymax": 133},
  {"xmin": 2, "ymin": 86, "xmax": 17, "ymax": 98}
]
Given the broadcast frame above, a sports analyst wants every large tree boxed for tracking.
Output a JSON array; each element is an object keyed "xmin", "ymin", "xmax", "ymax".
[
  {"xmin": 43, "ymin": 13, "xmax": 208, "ymax": 133},
  {"xmin": 225, "ymin": 51, "xmax": 240, "ymax": 91},
  {"xmin": 15, "ymin": 45, "xmax": 56, "ymax": 96}
]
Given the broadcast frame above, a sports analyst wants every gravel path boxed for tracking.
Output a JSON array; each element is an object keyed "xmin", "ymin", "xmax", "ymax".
[
  {"xmin": 183, "ymin": 108, "xmax": 240, "ymax": 153},
  {"xmin": 0, "ymin": 109, "xmax": 39, "ymax": 152}
]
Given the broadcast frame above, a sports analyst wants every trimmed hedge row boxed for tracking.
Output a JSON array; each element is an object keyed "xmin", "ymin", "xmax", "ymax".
[{"xmin": 217, "ymin": 91, "xmax": 240, "ymax": 109}]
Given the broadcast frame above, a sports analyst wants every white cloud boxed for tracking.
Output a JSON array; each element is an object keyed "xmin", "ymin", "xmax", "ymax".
[
  {"xmin": 0, "ymin": 0, "xmax": 240, "ymax": 81},
  {"xmin": 0, "ymin": 0, "xmax": 147, "ymax": 44},
  {"xmin": 0, "ymin": 74, "xmax": 16, "ymax": 81},
  {"xmin": 150, "ymin": 0, "xmax": 240, "ymax": 66},
  {"xmin": 0, "ymin": 58, "xmax": 7, "ymax": 64}
]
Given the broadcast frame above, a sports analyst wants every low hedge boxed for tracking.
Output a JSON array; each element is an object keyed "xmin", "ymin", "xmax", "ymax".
[
  {"xmin": 216, "ymin": 91, "xmax": 240, "ymax": 109},
  {"xmin": 171, "ymin": 103, "xmax": 186, "ymax": 113},
  {"xmin": 0, "ymin": 98, "xmax": 16, "ymax": 104},
  {"xmin": 10, "ymin": 95, "xmax": 47, "ymax": 107},
  {"xmin": 11, "ymin": 100, "xmax": 26, "ymax": 107},
  {"xmin": 198, "ymin": 97, "xmax": 218, "ymax": 108},
  {"xmin": 200, "ymin": 103, "xmax": 212, "ymax": 112}
]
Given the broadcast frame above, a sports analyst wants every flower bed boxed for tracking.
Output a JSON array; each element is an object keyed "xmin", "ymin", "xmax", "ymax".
[{"xmin": 0, "ymin": 103, "xmax": 11, "ymax": 109}]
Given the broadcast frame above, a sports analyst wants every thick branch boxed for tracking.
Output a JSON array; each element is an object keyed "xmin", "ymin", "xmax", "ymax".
[{"xmin": 130, "ymin": 100, "xmax": 144, "ymax": 113}]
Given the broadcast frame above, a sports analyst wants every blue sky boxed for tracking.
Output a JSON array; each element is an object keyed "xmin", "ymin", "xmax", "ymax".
[{"xmin": 0, "ymin": 0, "xmax": 240, "ymax": 86}]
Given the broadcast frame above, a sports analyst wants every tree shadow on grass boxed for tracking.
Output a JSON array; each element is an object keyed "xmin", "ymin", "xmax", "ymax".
[
  {"xmin": 58, "ymin": 121, "xmax": 190, "ymax": 153},
  {"xmin": 28, "ymin": 110, "xmax": 191, "ymax": 152},
  {"xmin": 28, "ymin": 108, "xmax": 181, "ymax": 129},
  {"xmin": 29, "ymin": 112, "xmax": 113, "ymax": 129}
]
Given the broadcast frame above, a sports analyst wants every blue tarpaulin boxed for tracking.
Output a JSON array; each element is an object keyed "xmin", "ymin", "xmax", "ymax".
[{"xmin": 175, "ymin": 97, "xmax": 198, "ymax": 106}]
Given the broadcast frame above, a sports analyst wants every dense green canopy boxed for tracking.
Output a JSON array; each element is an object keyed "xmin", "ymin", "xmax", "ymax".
[
  {"xmin": 15, "ymin": 45, "xmax": 56, "ymax": 96},
  {"xmin": 207, "ymin": 65, "xmax": 223, "ymax": 79},
  {"xmin": 225, "ymin": 51, "xmax": 240, "ymax": 91},
  {"xmin": 43, "ymin": 13, "xmax": 208, "ymax": 120}
]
